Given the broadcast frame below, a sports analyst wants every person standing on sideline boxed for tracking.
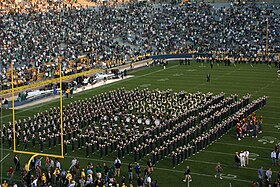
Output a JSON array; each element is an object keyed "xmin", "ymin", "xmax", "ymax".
[
  {"xmin": 271, "ymin": 150, "xmax": 276, "ymax": 166},
  {"xmin": 234, "ymin": 152, "xmax": 240, "ymax": 168},
  {"xmin": 207, "ymin": 74, "xmax": 210, "ymax": 82},
  {"xmin": 244, "ymin": 150, "xmax": 250, "ymax": 166},
  {"xmin": 128, "ymin": 163, "xmax": 133, "ymax": 180},
  {"xmin": 257, "ymin": 166, "xmax": 264, "ymax": 187},
  {"xmin": 183, "ymin": 166, "xmax": 192, "ymax": 182},
  {"xmin": 13, "ymin": 155, "xmax": 20, "ymax": 171},
  {"xmin": 114, "ymin": 157, "xmax": 122, "ymax": 177},
  {"xmin": 215, "ymin": 162, "xmax": 223, "ymax": 179},
  {"xmin": 265, "ymin": 168, "xmax": 272, "ymax": 185},
  {"xmin": 240, "ymin": 151, "xmax": 245, "ymax": 167}
]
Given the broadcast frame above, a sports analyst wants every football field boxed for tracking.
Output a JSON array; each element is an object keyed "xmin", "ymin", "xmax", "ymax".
[{"xmin": 1, "ymin": 62, "xmax": 280, "ymax": 187}]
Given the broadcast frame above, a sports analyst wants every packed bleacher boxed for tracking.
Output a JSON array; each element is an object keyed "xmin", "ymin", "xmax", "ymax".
[{"xmin": 0, "ymin": 0, "xmax": 280, "ymax": 90}]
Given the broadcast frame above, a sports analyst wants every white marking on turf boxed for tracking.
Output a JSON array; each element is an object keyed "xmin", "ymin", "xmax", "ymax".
[
  {"xmin": 157, "ymin": 167, "xmax": 252, "ymax": 183},
  {"xmin": 0, "ymin": 153, "xmax": 10, "ymax": 162},
  {"xmin": 202, "ymin": 150, "xmax": 269, "ymax": 161},
  {"xmin": 258, "ymin": 136, "xmax": 277, "ymax": 145},
  {"xmin": 157, "ymin": 78, "xmax": 169, "ymax": 82},
  {"xmin": 273, "ymin": 124, "xmax": 280, "ymax": 130},
  {"xmin": 139, "ymin": 84, "xmax": 151, "ymax": 87},
  {"xmin": 268, "ymin": 65, "xmax": 272, "ymax": 69},
  {"xmin": 250, "ymin": 64, "xmax": 254, "ymax": 68},
  {"xmin": 173, "ymin": 73, "xmax": 183, "ymax": 76},
  {"xmin": 221, "ymin": 174, "xmax": 237, "ymax": 179},
  {"xmin": 185, "ymin": 159, "xmax": 278, "ymax": 173},
  {"xmin": 215, "ymin": 142, "xmax": 271, "ymax": 150},
  {"xmin": 266, "ymin": 129, "xmax": 280, "ymax": 133},
  {"xmin": 251, "ymin": 79, "xmax": 276, "ymax": 96}
]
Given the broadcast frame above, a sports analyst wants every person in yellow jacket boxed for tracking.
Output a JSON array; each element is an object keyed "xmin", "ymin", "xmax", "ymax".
[
  {"xmin": 53, "ymin": 167, "xmax": 60, "ymax": 184},
  {"xmin": 80, "ymin": 168, "xmax": 86, "ymax": 179},
  {"xmin": 66, "ymin": 170, "xmax": 73, "ymax": 185},
  {"xmin": 1, "ymin": 180, "xmax": 8, "ymax": 187},
  {"xmin": 41, "ymin": 173, "xmax": 47, "ymax": 186}
]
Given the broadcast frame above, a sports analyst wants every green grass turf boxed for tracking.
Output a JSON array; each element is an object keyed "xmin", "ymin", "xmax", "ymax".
[{"xmin": 1, "ymin": 62, "xmax": 280, "ymax": 187}]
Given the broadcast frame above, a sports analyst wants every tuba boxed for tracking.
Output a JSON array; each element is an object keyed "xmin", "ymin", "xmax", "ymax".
[
  {"xmin": 134, "ymin": 101, "xmax": 139, "ymax": 109},
  {"xmin": 161, "ymin": 105, "xmax": 166, "ymax": 113},
  {"xmin": 172, "ymin": 93, "xmax": 178, "ymax": 101},
  {"xmin": 128, "ymin": 103, "xmax": 133, "ymax": 111},
  {"xmin": 167, "ymin": 96, "xmax": 172, "ymax": 103},
  {"xmin": 155, "ymin": 109, "xmax": 160, "ymax": 117},
  {"xmin": 172, "ymin": 101, "xmax": 178, "ymax": 107},
  {"xmin": 151, "ymin": 93, "xmax": 156, "ymax": 101},
  {"xmin": 162, "ymin": 97, "xmax": 167, "ymax": 104},
  {"xmin": 157, "ymin": 100, "xmax": 162, "ymax": 107},
  {"xmin": 152, "ymin": 101, "xmax": 157, "ymax": 109},
  {"xmin": 146, "ymin": 105, "xmax": 152, "ymax": 113},
  {"xmin": 140, "ymin": 107, "xmax": 145, "ymax": 114},
  {"xmin": 166, "ymin": 102, "xmax": 172, "ymax": 110}
]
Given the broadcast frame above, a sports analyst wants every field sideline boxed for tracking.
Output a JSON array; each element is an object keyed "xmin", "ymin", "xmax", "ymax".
[{"xmin": 1, "ymin": 62, "xmax": 280, "ymax": 187}]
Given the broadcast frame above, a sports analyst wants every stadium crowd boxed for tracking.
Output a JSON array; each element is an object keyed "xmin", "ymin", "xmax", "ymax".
[
  {"xmin": 0, "ymin": 0, "xmax": 279, "ymax": 186},
  {"xmin": 0, "ymin": 0, "xmax": 280, "ymax": 89}
]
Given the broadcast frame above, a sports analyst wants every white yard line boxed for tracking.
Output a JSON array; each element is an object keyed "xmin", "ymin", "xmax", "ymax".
[
  {"xmin": 215, "ymin": 142, "xmax": 272, "ymax": 150},
  {"xmin": 202, "ymin": 150, "xmax": 270, "ymax": 161},
  {"xmin": 154, "ymin": 166, "xmax": 253, "ymax": 183},
  {"xmin": 0, "ymin": 153, "xmax": 10, "ymax": 163},
  {"xmin": 252, "ymin": 79, "xmax": 276, "ymax": 96}
]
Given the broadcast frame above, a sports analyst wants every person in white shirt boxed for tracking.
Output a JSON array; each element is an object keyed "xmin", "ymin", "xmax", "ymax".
[
  {"xmin": 146, "ymin": 175, "xmax": 152, "ymax": 187},
  {"xmin": 244, "ymin": 150, "xmax": 250, "ymax": 166},
  {"xmin": 56, "ymin": 160, "xmax": 61, "ymax": 170},
  {"xmin": 271, "ymin": 150, "xmax": 276, "ymax": 166},
  {"xmin": 266, "ymin": 168, "xmax": 272, "ymax": 183},
  {"xmin": 70, "ymin": 158, "xmax": 77, "ymax": 170},
  {"xmin": 239, "ymin": 151, "xmax": 245, "ymax": 167}
]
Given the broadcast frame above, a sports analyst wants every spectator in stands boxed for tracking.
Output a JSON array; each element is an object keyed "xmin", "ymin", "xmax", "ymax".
[{"xmin": 0, "ymin": 1, "xmax": 279, "ymax": 89}]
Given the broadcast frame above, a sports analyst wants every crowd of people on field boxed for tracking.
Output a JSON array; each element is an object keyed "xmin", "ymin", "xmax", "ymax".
[
  {"xmin": 6, "ymin": 155, "xmax": 159, "ymax": 187},
  {"xmin": 0, "ymin": 0, "xmax": 280, "ymax": 89},
  {"xmin": 1, "ymin": 87, "xmax": 268, "ymax": 186},
  {"xmin": 255, "ymin": 166, "xmax": 280, "ymax": 187},
  {"xmin": 236, "ymin": 113, "xmax": 264, "ymax": 140}
]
